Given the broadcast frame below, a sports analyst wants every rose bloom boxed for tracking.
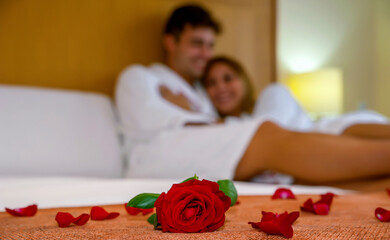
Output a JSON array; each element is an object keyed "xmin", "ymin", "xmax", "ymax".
[{"xmin": 154, "ymin": 179, "xmax": 231, "ymax": 233}]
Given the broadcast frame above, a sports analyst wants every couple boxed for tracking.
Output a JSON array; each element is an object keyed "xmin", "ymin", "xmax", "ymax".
[{"xmin": 115, "ymin": 4, "xmax": 390, "ymax": 184}]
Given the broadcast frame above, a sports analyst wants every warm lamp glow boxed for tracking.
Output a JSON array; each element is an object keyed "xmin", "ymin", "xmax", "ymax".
[{"xmin": 287, "ymin": 69, "xmax": 343, "ymax": 117}]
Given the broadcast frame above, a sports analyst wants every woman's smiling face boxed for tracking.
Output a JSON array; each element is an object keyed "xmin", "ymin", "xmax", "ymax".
[{"xmin": 203, "ymin": 62, "xmax": 246, "ymax": 117}]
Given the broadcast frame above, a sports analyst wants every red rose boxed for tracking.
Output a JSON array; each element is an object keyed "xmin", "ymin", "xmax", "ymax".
[{"xmin": 154, "ymin": 179, "xmax": 231, "ymax": 233}]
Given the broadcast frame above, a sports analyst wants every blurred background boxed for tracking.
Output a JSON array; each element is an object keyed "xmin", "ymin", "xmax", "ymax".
[
  {"xmin": 0, "ymin": 0, "xmax": 389, "ymax": 117},
  {"xmin": 278, "ymin": 0, "xmax": 390, "ymax": 118}
]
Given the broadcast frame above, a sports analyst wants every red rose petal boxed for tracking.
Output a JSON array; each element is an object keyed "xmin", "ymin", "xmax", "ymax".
[
  {"xmin": 107, "ymin": 212, "xmax": 120, "ymax": 219},
  {"xmin": 56, "ymin": 212, "xmax": 75, "ymax": 228},
  {"xmin": 73, "ymin": 213, "xmax": 91, "ymax": 225},
  {"xmin": 140, "ymin": 208, "xmax": 153, "ymax": 215},
  {"xmin": 301, "ymin": 193, "xmax": 335, "ymax": 215},
  {"xmin": 258, "ymin": 221, "xmax": 282, "ymax": 235},
  {"xmin": 91, "ymin": 206, "xmax": 109, "ymax": 220},
  {"xmin": 5, "ymin": 204, "xmax": 38, "ymax": 217},
  {"xmin": 249, "ymin": 211, "xmax": 299, "ymax": 238},
  {"xmin": 124, "ymin": 204, "xmax": 153, "ymax": 215},
  {"xmin": 216, "ymin": 191, "xmax": 231, "ymax": 212},
  {"xmin": 55, "ymin": 212, "xmax": 90, "ymax": 228},
  {"xmin": 386, "ymin": 188, "xmax": 390, "ymax": 196},
  {"xmin": 317, "ymin": 193, "xmax": 336, "ymax": 206},
  {"xmin": 375, "ymin": 207, "xmax": 390, "ymax": 222},
  {"xmin": 313, "ymin": 203, "xmax": 329, "ymax": 215},
  {"xmin": 286, "ymin": 211, "xmax": 300, "ymax": 225},
  {"xmin": 277, "ymin": 217, "xmax": 294, "ymax": 238},
  {"xmin": 300, "ymin": 199, "xmax": 315, "ymax": 212},
  {"xmin": 261, "ymin": 211, "xmax": 277, "ymax": 222},
  {"xmin": 91, "ymin": 206, "xmax": 119, "ymax": 220},
  {"xmin": 271, "ymin": 188, "xmax": 296, "ymax": 200}
]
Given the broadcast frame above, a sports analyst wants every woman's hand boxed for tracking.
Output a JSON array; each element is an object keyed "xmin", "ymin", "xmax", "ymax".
[{"xmin": 159, "ymin": 85, "xmax": 192, "ymax": 111}]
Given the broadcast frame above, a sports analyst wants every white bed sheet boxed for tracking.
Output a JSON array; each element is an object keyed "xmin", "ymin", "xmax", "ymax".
[{"xmin": 0, "ymin": 177, "xmax": 351, "ymax": 211}]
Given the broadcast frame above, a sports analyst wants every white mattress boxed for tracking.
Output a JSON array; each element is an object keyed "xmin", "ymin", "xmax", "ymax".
[{"xmin": 0, "ymin": 177, "xmax": 350, "ymax": 211}]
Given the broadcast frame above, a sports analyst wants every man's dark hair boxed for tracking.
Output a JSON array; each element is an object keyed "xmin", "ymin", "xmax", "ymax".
[{"xmin": 164, "ymin": 4, "xmax": 221, "ymax": 40}]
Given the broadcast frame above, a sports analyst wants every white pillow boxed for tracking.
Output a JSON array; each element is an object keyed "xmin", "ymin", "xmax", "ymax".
[{"xmin": 0, "ymin": 85, "xmax": 123, "ymax": 178}]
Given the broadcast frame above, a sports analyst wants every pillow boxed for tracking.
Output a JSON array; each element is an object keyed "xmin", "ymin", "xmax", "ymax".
[{"xmin": 0, "ymin": 85, "xmax": 123, "ymax": 178}]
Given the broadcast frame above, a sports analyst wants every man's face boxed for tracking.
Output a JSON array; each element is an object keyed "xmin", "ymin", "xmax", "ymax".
[{"xmin": 168, "ymin": 25, "xmax": 216, "ymax": 83}]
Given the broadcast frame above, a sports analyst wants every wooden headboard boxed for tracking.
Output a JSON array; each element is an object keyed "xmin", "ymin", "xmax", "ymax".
[{"xmin": 0, "ymin": 0, "xmax": 275, "ymax": 97}]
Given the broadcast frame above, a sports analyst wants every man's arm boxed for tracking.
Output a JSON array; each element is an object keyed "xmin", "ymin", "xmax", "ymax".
[
  {"xmin": 115, "ymin": 65, "xmax": 215, "ymax": 134},
  {"xmin": 159, "ymin": 85, "xmax": 192, "ymax": 111}
]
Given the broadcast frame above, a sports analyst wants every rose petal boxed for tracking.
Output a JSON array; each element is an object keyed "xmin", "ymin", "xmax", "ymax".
[
  {"xmin": 5, "ymin": 204, "xmax": 38, "ymax": 217},
  {"xmin": 73, "ymin": 213, "xmax": 91, "ymax": 225},
  {"xmin": 248, "ymin": 221, "xmax": 261, "ymax": 229},
  {"xmin": 261, "ymin": 211, "xmax": 277, "ymax": 222},
  {"xmin": 387, "ymin": 188, "xmax": 390, "ymax": 197},
  {"xmin": 271, "ymin": 188, "xmax": 296, "ymax": 200},
  {"xmin": 317, "ymin": 193, "xmax": 336, "ymax": 206},
  {"xmin": 124, "ymin": 204, "xmax": 154, "ymax": 216},
  {"xmin": 313, "ymin": 203, "xmax": 330, "ymax": 215},
  {"xmin": 91, "ymin": 206, "xmax": 109, "ymax": 220},
  {"xmin": 91, "ymin": 206, "xmax": 119, "ymax": 220},
  {"xmin": 301, "ymin": 193, "xmax": 335, "ymax": 215},
  {"xmin": 107, "ymin": 212, "xmax": 120, "ymax": 219},
  {"xmin": 55, "ymin": 212, "xmax": 90, "ymax": 228},
  {"xmin": 300, "ymin": 199, "xmax": 315, "ymax": 213},
  {"xmin": 216, "ymin": 191, "xmax": 231, "ymax": 212},
  {"xmin": 277, "ymin": 218, "xmax": 294, "ymax": 238},
  {"xmin": 375, "ymin": 207, "xmax": 390, "ymax": 222},
  {"xmin": 258, "ymin": 221, "xmax": 282, "ymax": 235},
  {"xmin": 249, "ymin": 211, "xmax": 299, "ymax": 238},
  {"xmin": 55, "ymin": 212, "xmax": 75, "ymax": 228},
  {"xmin": 286, "ymin": 211, "xmax": 300, "ymax": 225}
]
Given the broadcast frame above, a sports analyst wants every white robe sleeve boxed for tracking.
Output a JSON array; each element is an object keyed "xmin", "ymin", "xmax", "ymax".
[
  {"xmin": 115, "ymin": 65, "xmax": 214, "ymax": 140},
  {"xmin": 253, "ymin": 83, "xmax": 313, "ymax": 131}
]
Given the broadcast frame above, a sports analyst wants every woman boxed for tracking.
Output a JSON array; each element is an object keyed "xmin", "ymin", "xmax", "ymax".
[
  {"xmin": 199, "ymin": 57, "xmax": 389, "ymax": 183},
  {"xmin": 201, "ymin": 56, "xmax": 390, "ymax": 139},
  {"xmin": 159, "ymin": 56, "xmax": 390, "ymax": 184}
]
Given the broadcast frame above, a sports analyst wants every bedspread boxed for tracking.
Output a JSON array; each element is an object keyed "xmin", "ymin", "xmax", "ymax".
[{"xmin": 1, "ymin": 192, "xmax": 390, "ymax": 239}]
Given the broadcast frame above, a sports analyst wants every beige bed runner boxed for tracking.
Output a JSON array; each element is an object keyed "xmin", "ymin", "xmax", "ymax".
[{"xmin": 1, "ymin": 192, "xmax": 389, "ymax": 239}]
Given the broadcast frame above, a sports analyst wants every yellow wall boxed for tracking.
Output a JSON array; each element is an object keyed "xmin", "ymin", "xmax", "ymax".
[
  {"xmin": 0, "ymin": 0, "xmax": 275, "ymax": 97},
  {"xmin": 374, "ymin": 0, "xmax": 390, "ymax": 117},
  {"xmin": 277, "ymin": 0, "xmax": 389, "ymax": 116}
]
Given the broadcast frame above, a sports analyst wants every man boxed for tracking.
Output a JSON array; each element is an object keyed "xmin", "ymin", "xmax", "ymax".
[
  {"xmin": 116, "ymin": 5, "xmax": 390, "ymax": 183},
  {"xmin": 116, "ymin": 5, "xmax": 250, "ymax": 180}
]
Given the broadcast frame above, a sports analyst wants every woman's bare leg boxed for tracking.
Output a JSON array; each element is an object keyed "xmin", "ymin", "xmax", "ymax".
[
  {"xmin": 342, "ymin": 124, "xmax": 390, "ymax": 139},
  {"xmin": 235, "ymin": 121, "xmax": 390, "ymax": 183}
]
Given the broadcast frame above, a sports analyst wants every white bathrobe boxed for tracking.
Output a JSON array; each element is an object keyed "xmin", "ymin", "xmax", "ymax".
[
  {"xmin": 116, "ymin": 63, "xmax": 388, "ymax": 181},
  {"xmin": 249, "ymin": 83, "xmax": 389, "ymax": 184},
  {"xmin": 252, "ymin": 83, "xmax": 389, "ymax": 135},
  {"xmin": 115, "ymin": 63, "xmax": 273, "ymax": 180}
]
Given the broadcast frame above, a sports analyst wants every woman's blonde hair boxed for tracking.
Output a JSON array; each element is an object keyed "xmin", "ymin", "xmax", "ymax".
[{"xmin": 201, "ymin": 56, "xmax": 255, "ymax": 117}]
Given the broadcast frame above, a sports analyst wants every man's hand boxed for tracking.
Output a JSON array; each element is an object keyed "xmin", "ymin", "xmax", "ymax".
[{"xmin": 159, "ymin": 85, "xmax": 192, "ymax": 111}]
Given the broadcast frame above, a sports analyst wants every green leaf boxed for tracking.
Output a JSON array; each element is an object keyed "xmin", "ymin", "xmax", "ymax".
[
  {"xmin": 217, "ymin": 179, "xmax": 238, "ymax": 206},
  {"xmin": 128, "ymin": 193, "xmax": 160, "ymax": 209},
  {"xmin": 147, "ymin": 213, "xmax": 161, "ymax": 229},
  {"xmin": 147, "ymin": 213, "xmax": 156, "ymax": 225},
  {"xmin": 181, "ymin": 173, "xmax": 199, "ymax": 183}
]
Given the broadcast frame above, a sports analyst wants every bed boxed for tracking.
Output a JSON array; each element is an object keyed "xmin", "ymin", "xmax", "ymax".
[
  {"xmin": 1, "ymin": 67, "xmax": 390, "ymax": 240},
  {"xmin": 1, "ymin": 0, "xmax": 390, "ymax": 239}
]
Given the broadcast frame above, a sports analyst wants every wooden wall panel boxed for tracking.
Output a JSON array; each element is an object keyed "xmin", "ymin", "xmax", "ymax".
[{"xmin": 0, "ymin": 0, "xmax": 275, "ymax": 97}]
